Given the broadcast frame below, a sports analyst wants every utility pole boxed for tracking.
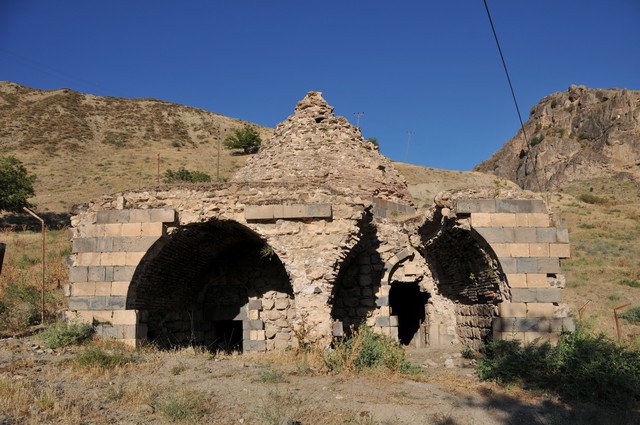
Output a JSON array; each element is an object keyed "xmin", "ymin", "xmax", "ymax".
[
  {"xmin": 353, "ymin": 112, "xmax": 364, "ymax": 130},
  {"xmin": 405, "ymin": 131, "xmax": 414, "ymax": 163},
  {"xmin": 216, "ymin": 126, "xmax": 221, "ymax": 182}
]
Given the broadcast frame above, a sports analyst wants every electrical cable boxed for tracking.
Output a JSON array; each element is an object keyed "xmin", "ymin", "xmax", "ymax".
[{"xmin": 482, "ymin": 0, "xmax": 543, "ymax": 192}]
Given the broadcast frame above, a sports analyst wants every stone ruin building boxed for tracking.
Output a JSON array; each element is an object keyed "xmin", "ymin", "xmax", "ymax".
[{"xmin": 65, "ymin": 92, "xmax": 575, "ymax": 352}]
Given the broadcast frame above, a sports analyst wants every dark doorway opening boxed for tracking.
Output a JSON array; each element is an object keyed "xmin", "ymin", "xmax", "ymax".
[
  {"xmin": 212, "ymin": 320, "xmax": 243, "ymax": 352},
  {"xmin": 389, "ymin": 281, "xmax": 429, "ymax": 345}
]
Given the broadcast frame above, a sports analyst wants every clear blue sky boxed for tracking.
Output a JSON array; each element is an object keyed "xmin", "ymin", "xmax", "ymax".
[{"xmin": 1, "ymin": 1, "xmax": 638, "ymax": 170}]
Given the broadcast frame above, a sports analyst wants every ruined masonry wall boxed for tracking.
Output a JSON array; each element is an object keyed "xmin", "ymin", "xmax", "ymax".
[{"xmin": 455, "ymin": 198, "xmax": 575, "ymax": 344}]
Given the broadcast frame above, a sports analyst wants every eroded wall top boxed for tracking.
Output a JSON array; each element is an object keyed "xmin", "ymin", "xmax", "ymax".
[{"xmin": 232, "ymin": 92, "xmax": 413, "ymax": 205}]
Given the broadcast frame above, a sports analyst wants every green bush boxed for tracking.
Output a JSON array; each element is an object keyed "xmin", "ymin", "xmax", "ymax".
[
  {"xmin": 38, "ymin": 320, "xmax": 94, "ymax": 349},
  {"xmin": 620, "ymin": 306, "xmax": 640, "ymax": 324},
  {"xmin": 326, "ymin": 325, "xmax": 420, "ymax": 374},
  {"xmin": 477, "ymin": 329, "xmax": 640, "ymax": 408},
  {"xmin": 162, "ymin": 167, "xmax": 211, "ymax": 183},
  {"xmin": 578, "ymin": 193, "xmax": 608, "ymax": 204}
]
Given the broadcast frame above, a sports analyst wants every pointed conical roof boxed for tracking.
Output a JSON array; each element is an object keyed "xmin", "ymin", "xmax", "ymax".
[{"xmin": 232, "ymin": 92, "xmax": 413, "ymax": 204}]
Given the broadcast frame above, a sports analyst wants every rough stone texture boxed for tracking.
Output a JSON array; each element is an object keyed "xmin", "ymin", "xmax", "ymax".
[
  {"xmin": 232, "ymin": 92, "xmax": 414, "ymax": 206},
  {"xmin": 66, "ymin": 92, "xmax": 573, "ymax": 351},
  {"xmin": 475, "ymin": 85, "xmax": 640, "ymax": 190}
]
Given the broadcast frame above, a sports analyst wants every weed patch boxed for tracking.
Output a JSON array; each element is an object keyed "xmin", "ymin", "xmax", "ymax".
[
  {"xmin": 73, "ymin": 345, "xmax": 136, "ymax": 369},
  {"xmin": 477, "ymin": 329, "xmax": 640, "ymax": 408},
  {"xmin": 326, "ymin": 325, "xmax": 420, "ymax": 375},
  {"xmin": 578, "ymin": 193, "xmax": 608, "ymax": 204},
  {"xmin": 618, "ymin": 279, "xmax": 640, "ymax": 288},
  {"xmin": 38, "ymin": 320, "xmax": 93, "ymax": 348},
  {"xmin": 153, "ymin": 389, "xmax": 210, "ymax": 422}
]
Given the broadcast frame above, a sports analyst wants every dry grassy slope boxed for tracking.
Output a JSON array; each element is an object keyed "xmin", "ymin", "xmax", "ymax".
[
  {"xmin": 0, "ymin": 81, "xmax": 273, "ymax": 211},
  {"xmin": 398, "ymin": 163, "xmax": 640, "ymax": 341},
  {"xmin": 548, "ymin": 178, "xmax": 640, "ymax": 341}
]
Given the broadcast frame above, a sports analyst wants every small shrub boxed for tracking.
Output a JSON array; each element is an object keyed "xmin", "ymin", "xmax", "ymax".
[
  {"xmin": 38, "ymin": 320, "xmax": 93, "ymax": 349},
  {"xmin": 326, "ymin": 325, "xmax": 419, "ymax": 374},
  {"xmin": 530, "ymin": 135, "xmax": 544, "ymax": 147},
  {"xmin": 162, "ymin": 167, "xmax": 211, "ymax": 183},
  {"xmin": 578, "ymin": 193, "xmax": 608, "ymax": 204},
  {"xmin": 73, "ymin": 346, "xmax": 136, "ymax": 369},
  {"xmin": 254, "ymin": 368, "xmax": 289, "ymax": 384},
  {"xmin": 550, "ymin": 99, "xmax": 558, "ymax": 109},
  {"xmin": 618, "ymin": 279, "xmax": 640, "ymax": 288},
  {"xmin": 171, "ymin": 363, "xmax": 187, "ymax": 376},
  {"xmin": 620, "ymin": 306, "xmax": 640, "ymax": 324},
  {"xmin": 154, "ymin": 389, "xmax": 209, "ymax": 422},
  {"xmin": 577, "ymin": 222, "xmax": 595, "ymax": 229},
  {"xmin": 461, "ymin": 346, "xmax": 475, "ymax": 359},
  {"xmin": 609, "ymin": 292, "xmax": 622, "ymax": 301},
  {"xmin": 477, "ymin": 328, "xmax": 640, "ymax": 408}
]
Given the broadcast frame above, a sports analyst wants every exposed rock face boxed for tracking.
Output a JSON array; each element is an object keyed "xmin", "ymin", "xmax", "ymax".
[
  {"xmin": 475, "ymin": 85, "xmax": 640, "ymax": 190},
  {"xmin": 233, "ymin": 92, "xmax": 413, "ymax": 204}
]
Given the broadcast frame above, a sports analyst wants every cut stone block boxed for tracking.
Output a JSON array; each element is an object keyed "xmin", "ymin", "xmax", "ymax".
[
  {"xmin": 549, "ymin": 243, "xmax": 571, "ymax": 258},
  {"xmin": 244, "ymin": 205, "xmax": 274, "ymax": 220},
  {"xmin": 470, "ymin": 213, "xmax": 492, "ymax": 227},
  {"xmin": 529, "ymin": 243, "xmax": 550, "ymax": 257},
  {"xmin": 511, "ymin": 288, "xmax": 562, "ymax": 303},
  {"xmin": 495, "ymin": 199, "xmax": 547, "ymax": 214},
  {"xmin": 506, "ymin": 273, "xmax": 527, "ymax": 288},
  {"xmin": 96, "ymin": 210, "xmax": 130, "ymax": 224},
  {"xmin": 499, "ymin": 302, "xmax": 527, "ymax": 317},
  {"xmin": 456, "ymin": 199, "xmax": 496, "ymax": 213},
  {"xmin": 516, "ymin": 258, "xmax": 561, "ymax": 274},
  {"xmin": 69, "ymin": 266, "xmax": 89, "ymax": 282},
  {"xmin": 514, "ymin": 228, "xmax": 537, "ymax": 243},
  {"xmin": 491, "ymin": 213, "xmax": 517, "ymax": 227}
]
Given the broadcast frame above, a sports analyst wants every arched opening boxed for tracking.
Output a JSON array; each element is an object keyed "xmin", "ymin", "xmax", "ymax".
[
  {"xmin": 330, "ymin": 215, "xmax": 383, "ymax": 337},
  {"xmin": 421, "ymin": 220, "xmax": 506, "ymax": 347},
  {"xmin": 389, "ymin": 281, "xmax": 430, "ymax": 345},
  {"xmin": 127, "ymin": 220, "xmax": 292, "ymax": 352}
]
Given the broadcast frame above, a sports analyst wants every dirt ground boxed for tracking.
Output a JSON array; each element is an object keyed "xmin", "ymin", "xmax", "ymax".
[{"xmin": 1, "ymin": 336, "xmax": 637, "ymax": 425}]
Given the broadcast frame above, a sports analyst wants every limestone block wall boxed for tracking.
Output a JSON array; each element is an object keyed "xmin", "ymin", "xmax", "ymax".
[
  {"xmin": 66, "ymin": 208, "xmax": 176, "ymax": 346},
  {"xmin": 455, "ymin": 198, "xmax": 575, "ymax": 344}
]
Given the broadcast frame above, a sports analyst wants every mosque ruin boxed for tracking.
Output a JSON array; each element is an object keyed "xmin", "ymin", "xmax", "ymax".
[{"xmin": 65, "ymin": 92, "xmax": 574, "ymax": 352}]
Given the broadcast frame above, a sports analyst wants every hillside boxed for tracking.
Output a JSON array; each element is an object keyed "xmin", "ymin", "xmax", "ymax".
[
  {"xmin": 0, "ymin": 81, "xmax": 273, "ymax": 211},
  {"xmin": 475, "ymin": 85, "xmax": 640, "ymax": 191}
]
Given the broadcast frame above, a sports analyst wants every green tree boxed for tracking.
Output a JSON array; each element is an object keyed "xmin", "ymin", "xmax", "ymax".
[
  {"xmin": 0, "ymin": 156, "xmax": 36, "ymax": 212},
  {"xmin": 162, "ymin": 167, "xmax": 211, "ymax": 183},
  {"xmin": 223, "ymin": 125, "xmax": 261, "ymax": 154}
]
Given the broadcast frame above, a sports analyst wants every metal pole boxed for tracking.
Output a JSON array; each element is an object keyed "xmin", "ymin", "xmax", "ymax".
[
  {"xmin": 405, "ymin": 131, "xmax": 414, "ymax": 163},
  {"xmin": 353, "ymin": 112, "xmax": 364, "ymax": 130},
  {"xmin": 614, "ymin": 303, "xmax": 631, "ymax": 342},
  {"xmin": 216, "ymin": 126, "xmax": 221, "ymax": 182},
  {"xmin": 23, "ymin": 207, "xmax": 45, "ymax": 324}
]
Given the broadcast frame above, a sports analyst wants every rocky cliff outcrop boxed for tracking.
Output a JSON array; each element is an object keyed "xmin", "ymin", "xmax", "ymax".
[{"xmin": 475, "ymin": 85, "xmax": 640, "ymax": 190}]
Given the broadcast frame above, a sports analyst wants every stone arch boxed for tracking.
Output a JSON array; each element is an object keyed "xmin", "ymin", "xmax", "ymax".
[
  {"xmin": 126, "ymin": 219, "xmax": 293, "ymax": 352},
  {"xmin": 329, "ymin": 214, "xmax": 384, "ymax": 337},
  {"xmin": 419, "ymin": 218, "xmax": 507, "ymax": 347}
]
